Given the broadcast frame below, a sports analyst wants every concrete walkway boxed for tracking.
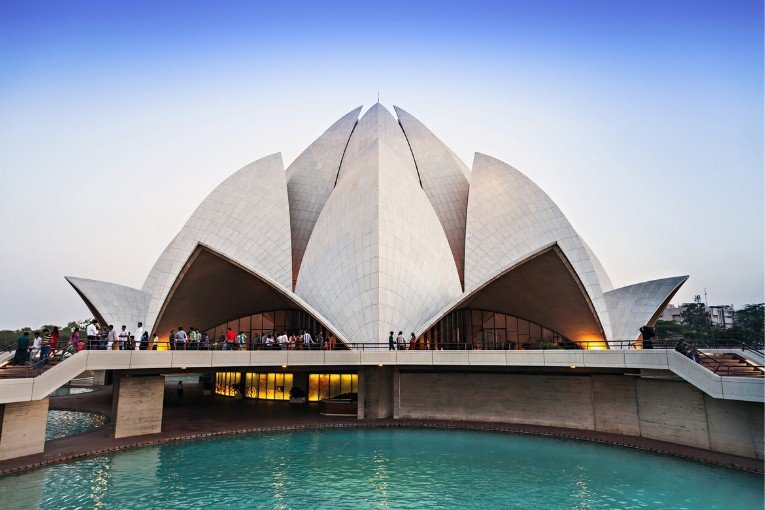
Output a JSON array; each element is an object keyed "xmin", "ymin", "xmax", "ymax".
[{"xmin": 0, "ymin": 382, "xmax": 762, "ymax": 475}]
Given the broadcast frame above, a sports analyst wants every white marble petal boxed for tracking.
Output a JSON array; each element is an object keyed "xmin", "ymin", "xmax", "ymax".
[
  {"xmin": 296, "ymin": 104, "xmax": 462, "ymax": 345},
  {"xmin": 141, "ymin": 153, "xmax": 292, "ymax": 334},
  {"xmin": 65, "ymin": 277, "xmax": 150, "ymax": 330},
  {"xmin": 605, "ymin": 276, "xmax": 689, "ymax": 340},
  {"xmin": 464, "ymin": 153, "xmax": 612, "ymax": 340},
  {"xmin": 394, "ymin": 106, "xmax": 470, "ymax": 283},
  {"xmin": 286, "ymin": 107, "xmax": 362, "ymax": 285}
]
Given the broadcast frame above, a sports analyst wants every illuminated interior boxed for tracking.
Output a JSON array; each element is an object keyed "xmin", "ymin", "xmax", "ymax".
[
  {"xmin": 419, "ymin": 308, "xmax": 576, "ymax": 350},
  {"xmin": 244, "ymin": 372, "xmax": 294, "ymax": 400},
  {"xmin": 205, "ymin": 309, "xmax": 331, "ymax": 344},
  {"xmin": 308, "ymin": 374, "xmax": 358, "ymax": 402},
  {"xmin": 214, "ymin": 372, "xmax": 241, "ymax": 397}
]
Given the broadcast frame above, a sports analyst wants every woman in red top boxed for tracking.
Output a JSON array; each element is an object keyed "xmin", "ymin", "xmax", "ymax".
[{"xmin": 51, "ymin": 327, "xmax": 60, "ymax": 351}]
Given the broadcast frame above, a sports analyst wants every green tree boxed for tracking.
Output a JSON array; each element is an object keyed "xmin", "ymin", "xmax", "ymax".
[
  {"xmin": 681, "ymin": 296, "xmax": 713, "ymax": 339},
  {"xmin": 734, "ymin": 303, "xmax": 764, "ymax": 344}
]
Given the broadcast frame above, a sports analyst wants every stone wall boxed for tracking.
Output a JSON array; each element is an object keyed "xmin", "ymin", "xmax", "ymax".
[
  {"xmin": 112, "ymin": 375, "xmax": 164, "ymax": 439},
  {"xmin": 395, "ymin": 371, "xmax": 764, "ymax": 460},
  {"xmin": 0, "ymin": 397, "xmax": 49, "ymax": 461}
]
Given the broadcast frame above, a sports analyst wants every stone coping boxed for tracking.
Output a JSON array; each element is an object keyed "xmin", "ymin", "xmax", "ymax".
[{"xmin": 1, "ymin": 419, "xmax": 762, "ymax": 477}]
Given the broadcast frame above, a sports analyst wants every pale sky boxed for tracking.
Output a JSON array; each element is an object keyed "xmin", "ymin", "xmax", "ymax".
[{"xmin": 0, "ymin": 0, "xmax": 762, "ymax": 329}]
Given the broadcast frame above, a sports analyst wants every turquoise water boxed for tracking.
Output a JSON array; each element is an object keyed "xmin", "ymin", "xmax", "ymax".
[
  {"xmin": 45, "ymin": 410, "xmax": 107, "ymax": 441},
  {"xmin": 0, "ymin": 429, "xmax": 761, "ymax": 509}
]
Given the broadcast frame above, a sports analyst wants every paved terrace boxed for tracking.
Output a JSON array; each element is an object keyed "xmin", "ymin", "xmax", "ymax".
[{"xmin": 0, "ymin": 349, "xmax": 763, "ymax": 404}]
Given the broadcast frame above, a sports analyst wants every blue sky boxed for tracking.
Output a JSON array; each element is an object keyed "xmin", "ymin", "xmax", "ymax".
[{"xmin": 0, "ymin": 0, "xmax": 762, "ymax": 328}]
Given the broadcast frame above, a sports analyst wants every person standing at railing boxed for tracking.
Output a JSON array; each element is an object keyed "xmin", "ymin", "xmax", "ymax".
[
  {"xmin": 86, "ymin": 320, "xmax": 98, "ymax": 349},
  {"xmin": 118, "ymin": 325, "xmax": 129, "ymax": 350},
  {"xmin": 30, "ymin": 331, "xmax": 42, "ymax": 360},
  {"xmin": 176, "ymin": 327, "xmax": 188, "ymax": 350},
  {"xmin": 396, "ymin": 331, "xmax": 405, "ymax": 350},
  {"xmin": 409, "ymin": 333, "xmax": 416, "ymax": 350},
  {"xmin": 303, "ymin": 330, "xmax": 313, "ymax": 350},
  {"xmin": 236, "ymin": 330, "xmax": 247, "ymax": 350},
  {"xmin": 106, "ymin": 325, "xmax": 117, "ymax": 350},
  {"xmin": 388, "ymin": 331, "xmax": 395, "ymax": 350},
  {"xmin": 639, "ymin": 326, "xmax": 656, "ymax": 350},
  {"xmin": 134, "ymin": 322, "xmax": 145, "ymax": 351},
  {"xmin": 11, "ymin": 331, "xmax": 30, "ymax": 366},
  {"xmin": 41, "ymin": 329, "xmax": 53, "ymax": 363},
  {"xmin": 51, "ymin": 327, "xmax": 60, "ymax": 354}
]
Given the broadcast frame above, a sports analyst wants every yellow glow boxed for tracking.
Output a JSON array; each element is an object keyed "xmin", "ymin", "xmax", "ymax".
[
  {"xmin": 569, "ymin": 365, "xmax": 576, "ymax": 369},
  {"xmin": 580, "ymin": 339, "xmax": 608, "ymax": 350}
]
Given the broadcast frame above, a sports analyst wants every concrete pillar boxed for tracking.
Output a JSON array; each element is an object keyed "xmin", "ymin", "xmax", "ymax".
[
  {"xmin": 112, "ymin": 375, "xmax": 164, "ymax": 439},
  {"xmin": 0, "ymin": 397, "xmax": 49, "ymax": 461},
  {"xmin": 92, "ymin": 370, "xmax": 110, "ymax": 386},
  {"xmin": 361, "ymin": 366, "xmax": 393, "ymax": 419}
]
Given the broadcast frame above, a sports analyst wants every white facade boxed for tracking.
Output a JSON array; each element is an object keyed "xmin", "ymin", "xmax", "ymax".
[
  {"xmin": 67, "ymin": 104, "xmax": 687, "ymax": 348},
  {"xmin": 604, "ymin": 276, "xmax": 689, "ymax": 340}
]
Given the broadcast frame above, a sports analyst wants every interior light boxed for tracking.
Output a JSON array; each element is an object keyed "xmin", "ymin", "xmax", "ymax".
[
  {"xmin": 569, "ymin": 365, "xmax": 576, "ymax": 369},
  {"xmin": 281, "ymin": 364, "xmax": 287, "ymax": 368},
  {"xmin": 378, "ymin": 363, "xmax": 383, "ymax": 367}
]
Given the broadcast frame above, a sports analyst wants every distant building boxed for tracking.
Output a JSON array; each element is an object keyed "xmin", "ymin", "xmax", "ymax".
[
  {"xmin": 708, "ymin": 305, "xmax": 735, "ymax": 329},
  {"xmin": 659, "ymin": 303, "xmax": 735, "ymax": 329}
]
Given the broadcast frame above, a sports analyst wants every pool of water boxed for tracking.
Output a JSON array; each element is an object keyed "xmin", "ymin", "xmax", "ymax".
[
  {"xmin": 1, "ymin": 429, "xmax": 761, "ymax": 509},
  {"xmin": 49, "ymin": 386, "xmax": 94, "ymax": 397},
  {"xmin": 45, "ymin": 410, "xmax": 108, "ymax": 441}
]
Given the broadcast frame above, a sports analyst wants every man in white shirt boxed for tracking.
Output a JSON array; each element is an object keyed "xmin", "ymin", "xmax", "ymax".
[
  {"xmin": 86, "ymin": 320, "xmax": 98, "ymax": 349},
  {"xmin": 277, "ymin": 331, "xmax": 288, "ymax": 347},
  {"xmin": 118, "ymin": 325, "xmax": 130, "ymax": 350},
  {"xmin": 396, "ymin": 331, "xmax": 406, "ymax": 350},
  {"xmin": 134, "ymin": 322, "xmax": 144, "ymax": 351},
  {"xmin": 30, "ymin": 331, "xmax": 42, "ymax": 360}
]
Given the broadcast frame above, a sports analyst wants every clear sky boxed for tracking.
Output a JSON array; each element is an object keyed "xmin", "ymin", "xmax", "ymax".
[{"xmin": 0, "ymin": 0, "xmax": 762, "ymax": 329}]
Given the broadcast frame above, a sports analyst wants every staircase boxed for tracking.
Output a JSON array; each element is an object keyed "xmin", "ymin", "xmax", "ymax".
[{"xmin": 698, "ymin": 352, "xmax": 765, "ymax": 378}]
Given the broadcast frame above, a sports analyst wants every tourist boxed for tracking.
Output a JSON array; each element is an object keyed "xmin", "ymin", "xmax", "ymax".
[
  {"xmin": 250, "ymin": 333, "xmax": 260, "ymax": 350},
  {"xmin": 107, "ymin": 325, "xmax": 118, "ymax": 350},
  {"xmin": 99, "ymin": 326, "xmax": 110, "ymax": 350},
  {"xmin": 396, "ymin": 331, "xmax": 405, "ymax": 350},
  {"xmin": 277, "ymin": 331, "xmax": 288, "ymax": 349},
  {"xmin": 168, "ymin": 330, "xmax": 176, "ymax": 350},
  {"xmin": 389, "ymin": 331, "xmax": 395, "ymax": 350},
  {"xmin": 30, "ymin": 331, "xmax": 42, "ymax": 360},
  {"xmin": 201, "ymin": 331, "xmax": 210, "ymax": 350},
  {"xmin": 86, "ymin": 320, "xmax": 98, "ymax": 349},
  {"xmin": 316, "ymin": 332, "xmax": 324, "ymax": 349},
  {"xmin": 303, "ymin": 330, "xmax": 313, "ymax": 350},
  {"xmin": 41, "ymin": 329, "xmax": 53, "ymax": 363},
  {"xmin": 327, "ymin": 333, "xmax": 337, "ymax": 350},
  {"xmin": 639, "ymin": 325, "xmax": 656, "ymax": 350},
  {"xmin": 225, "ymin": 327, "xmax": 236, "ymax": 349},
  {"xmin": 134, "ymin": 322, "xmax": 145, "ymax": 351},
  {"xmin": 51, "ymin": 326, "xmax": 60, "ymax": 353},
  {"xmin": 12, "ymin": 331, "xmax": 30, "ymax": 366},
  {"xmin": 409, "ymin": 333, "xmax": 416, "ymax": 350},
  {"xmin": 68, "ymin": 327, "xmax": 80, "ymax": 351},
  {"xmin": 151, "ymin": 333, "xmax": 160, "ymax": 350},
  {"xmin": 118, "ymin": 325, "xmax": 129, "ymax": 350},
  {"xmin": 176, "ymin": 327, "xmax": 188, "ymax": 350},
  {"xmin": 237, "ymin": 330, "xmax": 247, "ymax": 350},
  {"xmin": 177, "ymin": 381, "xmax": 184, "ymax": 401}
]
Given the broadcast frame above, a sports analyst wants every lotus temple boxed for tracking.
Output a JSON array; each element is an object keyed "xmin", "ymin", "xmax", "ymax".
[
  {"xmin": 65, "ymin": 103, "xmax": 687, "ymax": 348},
  {"xmin": 0, "ymin": 105, "xmax": 762, "ymax": 481}
]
